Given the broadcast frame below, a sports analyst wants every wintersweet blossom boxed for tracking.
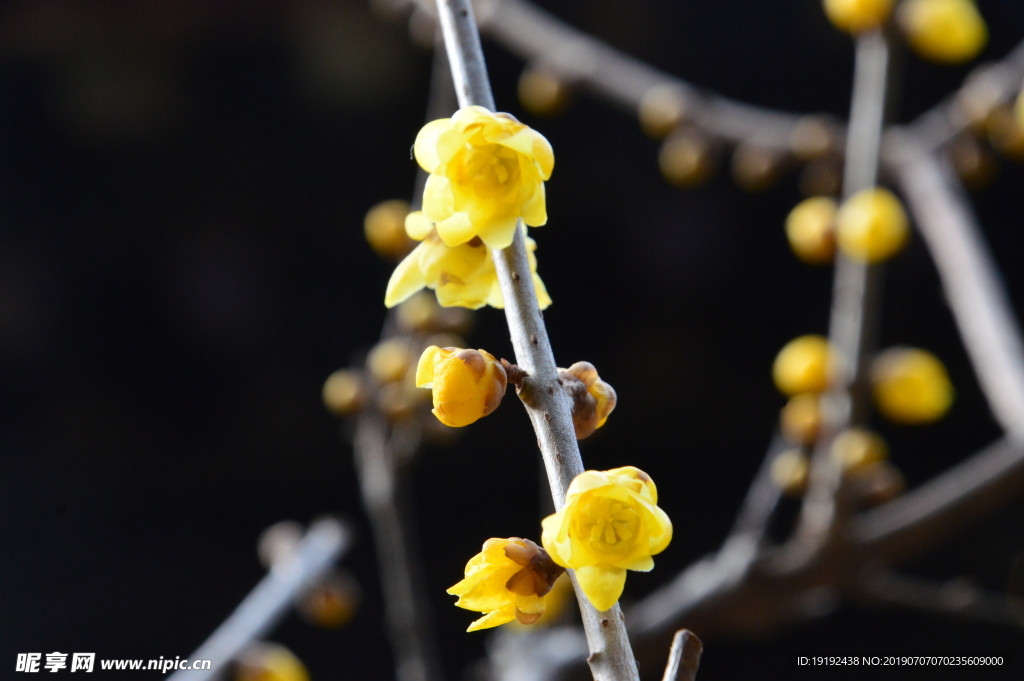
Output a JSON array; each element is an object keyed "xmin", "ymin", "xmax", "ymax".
[
  {"xmin": 541, "ymin": 467, "xmax": 672, "ymax": 611},
  {"xmin": 416, "ymin": 346, "xmax": 507, "ymax": 427},
  {"xmin": 448, "ymin": 538, "xmax": 565, "ymax": 632},
  {"xmin": 414, "ymin": 106, "xmax": 553, "ymax": 249},
  {"xmin": 385, "ymin": 212, "xmax": 551, "ymax": 310}
]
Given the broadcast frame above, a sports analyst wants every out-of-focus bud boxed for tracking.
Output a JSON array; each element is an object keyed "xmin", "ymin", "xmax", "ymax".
[
  {"xmin": 658, "ymin": 129, "xmax": 715, "ymax": 188},
  {"xmin": 799, "ymin": 156, "xmax": 844, "ymax": 197},
  {"xmin": 790, "ymin": 116, "xmax": 839, "ymax": 161},
  {"xmin": 781, "ymin": 393, "xmax": 822, "ymax": 446},
  {"xmin": 732, "ymin": 143, "xmax": 784, "ymax": 193},
  {"xmin": 987, "ymin": 105, "xmax": 1024, "ymax": 160},
  {"xmin": 639, "ymin": 84, "xmax": 690, "ymax": 139},
  {"xmin": 557, "ymin": 361, "xmax": 617, "ymax": 440},
  {"xmin": 323, "ymin": 369, "xmax": 365, "ymax": 417},
  {"xmin": 773, "ymin": 335, "xmax": 837, "ymax": 397},
  {"xmin": 518, "ymin": 66, "xmax": 570, "ymax": 118},
  {"xmin": 365, "ymin": 199, "xmax": 415, "ymax": 261},
  {"xmin": 416, "ymin": 346, "xmax": 507, "ymax": 427},
  {"xmin": 771, "ymin": 449, "xmax": 810, "ymax": 496},
  {"xmin": 823, "ymin": 0, "xmax": 894, "ymax": 34},
  {"xmin": 897, "ymin": 0, "xmax": 987, "ymax": 65},
  {"xmin": 831, "ymin": 427, "xmax": 888, "ymax": 473},
  {"xmin": 397, "ymin": 291, "xmax": 442, "ymax": 332},
  {"xmin": 835, "ymin": 187, "xmax": 909, "ymax": 263},
  {"xmin": 368, "ymin": 339, "xmax": 414, "ymax": 384},
  {"xmin": 786, "ymin": 197, "xmax": 838, "ymax": 265},
  {"xmin": 235, "ymin": 643, "xmax": 310, "ymax": 681},
  {"xmin": 856, "ymin": 461, "xmax": 906, "ymax": 504},
  {"xmin": 299, "ymin": 570, "xmax": 361, "ymax": 628},
  {"xmin": 871, "ymin": 347, "xmax": 954, "ymax": 424},
  {"xmin": 947, "ymin": 134, "xmax": 997, "ymax": 190},
  {"xmin": 257, "ymin": 521, "xmax": 304, "ymax": 570}
]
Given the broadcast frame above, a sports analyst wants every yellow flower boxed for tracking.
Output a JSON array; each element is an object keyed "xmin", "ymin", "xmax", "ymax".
[
  {"xmin": 835, "ymin": 187, "xmax": 909, "ymax": 263},
  {"xmin": 773, "ymin": 335, "xmax": 837, "ymax": 396},
  {"xmin": 541, "ymin": 467, "xmax": 672, "ymax": 612},
  {"xmin": 416, "ymin": 346, "xmax": 507, "ymax": 427},
  {"xmin": 823, "ymin": 0, "xmax": 894, "ymax": 34},
  {"xmin": 871, "ymin": 347, "xmax": 954, "ymax": 424},
  {"xmin": 897, "ymin": 0, "xmax": 987, "ymax": 65},
  {"xmin": 385, "ymin": 213, "xmax": 551, "ymax": 310},
  {"xmin": 448, "ymin": 538, "xmax": 565, "ymax": 632},
  {"xmin": 414, "ymin": 106, "xmax": 554, "ymax": 249}
]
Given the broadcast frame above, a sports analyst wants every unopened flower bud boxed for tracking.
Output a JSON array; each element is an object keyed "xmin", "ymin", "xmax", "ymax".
[
  {"xmin": 235, "ymin": 643, "xmax": 309, "ymax": 681},
  {"xmin": 871, "ymin": 347, "xmax": 954, "ymax": 424},
  {"xmin": 897, "ymin": 0, "xmax": 987, "ymax": 65},
  {"xmin": 368, "ymin": 339, "xmax": 414, "ymax": 384},
  {"xmin": 364, "ymin": 200, "xmax": 415, "ymax": 261},
  {"xmin": 771, "ymin": 449, "xmax": 810, "ymax": 496},
  {"xmin": 835, "ymin": 187, "xmax": 909, "ymax": 263},
  {"xmin": 416, "ymin": 346, "xmax": 507, "ymax": 427},
  {"xmin": 781, "ymin": 393, "xmax": 822, "ymax": 446},
  {"xmin": 786, "ymin": 197, "xmax": 838, "ymax": 265},
  {"xmin": 790, "ymin": 116, "xmax": 839, "ymax": 161},
  {"xmin": 659, "ymin": 130, "xmax": 715, "ymax": 188},
  {"xmin": 773, "ymin": 335, "xmax": 837, "ymax": 396},
  {"xmin": 322, "ymin": 369, "xmax": 366, "ymax": 417},
  {"xmin": 831, "ymin": 427, "xmax": 888, "ymax": 473},
  {"xmin": 558, "ymin": 361, "xmax": 617, "ymax": 440},
  {"xmin": 299, "ymin": 570, "xmax": 361, "ymax": 629},
  {"xmin": 640, "ymin": 84, "xmax": 690, "ymax": 139},
  {"xmin": 823, "ymin": 0, "xmax": 894, "ymax": 34},
  {"xmin": 732, "ymin": 143, "xmax": 783, "ymax": 193},
  {"xmin": 519, "ymin": 67, "xmax": 570, "ymax": 118}
]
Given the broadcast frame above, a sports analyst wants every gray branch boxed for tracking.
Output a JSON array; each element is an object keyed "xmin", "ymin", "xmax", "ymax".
[
  {"xmin": 167, "ymin": 518, "xmax": 351, "ymax": 681},
  {"xmin": 661, "ymin": 630, "xmax": 703, "ymax": 681}
]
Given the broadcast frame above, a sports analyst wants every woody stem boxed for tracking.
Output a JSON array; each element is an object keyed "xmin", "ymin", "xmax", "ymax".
[{"xmin": 434, "ymin": 1, "xmax": 640, "ymax": 680}]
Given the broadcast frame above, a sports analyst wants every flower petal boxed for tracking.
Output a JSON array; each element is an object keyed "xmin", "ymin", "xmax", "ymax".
[
  {"xmin": 414, "ymin": 118, "xmax": 452, "ymax": 173},
  {"xmin": 520, "ymin": 182, "xmax": 547, "ymax": 227},
  {"xmin": 564, "ymin": 470, "xmax": 614, "ymax": 499},
  {"xmin": 422, "ymin": 173, "xmax": 456, "ymax": 224},
  {"xmin": 415, "ymin": 346, "xmax": 443, "ymax": 388},
  {"xmin": 435, "ymin": 212, "xmax": 478, "ymax": 247},
  {"xmin": 405, "ymin": 211, "xmax": 434, "ymax": 241},
  {"xmin": 617, "ymin": 554, "xmax": 654, "ymax": 572},
  {"xmin": 494, "ymin": 129, "xmax": 536, "ymax": 157},
  {"xmin": 574, "ymin": 565, "xmax": 627, "ymax": 612},
  {"xmin": 384, "ymin": 245, "xmax": 427, "ymax": 308},
  {"xmin": 466, "ymin": 604, "xmax": 516, "ymax": 632},
  {"xmin": 530, "ymin": 129, "xmax": 555, "ymax": 180},
  {"xmin": 476, "ymin": 216, "xmax": 520, "ymax": 250}
]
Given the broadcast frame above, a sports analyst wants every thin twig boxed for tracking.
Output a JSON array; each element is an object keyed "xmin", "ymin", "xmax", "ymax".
[
  {"xmin": 660, "ymin": 630, "xmax": 703, "ymax": 681},
  {"xmin": 885, "ymin": 138, "xmax": 1024, "ymax": 437},
  {"xmin": 167, "ymin": 518, "xmax": 351, "ymax": 681},
  {"xmin": 433, "ymin": 1, "xmax": 640, "ymax": 680},
  {"xmin": 783, "ymin": 29, "xmax": 890, "ymax": 570},
  {"xmin": 857, "ymin": 568, "xmax": 1024, "ymax": 627}
]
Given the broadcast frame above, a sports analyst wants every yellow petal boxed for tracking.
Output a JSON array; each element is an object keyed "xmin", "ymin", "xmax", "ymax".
[
  {"xmin": 530, "ymin": 129, "xmax": 555, "ymax": 180},
  {"xmin": 574, "ymin": 565, "xmax": 627, "ymax": 612},
  {"xmin": 617, "ymin": 554, "xmax": 654, "ymax": 572},
  {"xmin": 476, "ymin": 216, "xmax": 521, "ymax": 250},
  {"xmin": 495, "ymin": 129, "xmax": 536, "ymax": 157},
  {"xmin": 515, "ymin": 592, "xmax": 545, "ymax": 615},
  {"xmin": 640, "ymin": 503, "xmax": 673, "ymax": 556},
  {"xmin": 520, "ymin": 182, "xmax": 547, "ymax": 228},
  {"xmin": 452, "ymin": 565, "xmax": 522, "ymax": 611},
  {"xmin": 540, "ymin": 507, "xmax": 573, "ymax": 567},
  {"xmin": 384, "ymin": 245, "xmax": 427, "ymax": 308},
  {"xmin": 435, "ymin": 212, "xmax": 478, "ymax": 247},
  {"xmin": 404, "ymin": 211, "xmax": 434, "ymax": 241},
  {"xmin": 564, "ymin": 470, "xmax": 614, "ymax": 499},
  {"xmin": 422, "ymin": 174, "xmax": 456, "ymax": 224},
  {"xmin": 533, "ymin": 272, "xmax": 552, "ymax": 310},
  {"xmin": 414, "ymin": 118, "xmax": 453, "ymax": 173},
  {"xmin": 415, "ymin": 346, "xmax": 443, "ymax": 388},
  {"xmin": 466, "ymin": 604, "xmax": 516, "ymax": 632}
]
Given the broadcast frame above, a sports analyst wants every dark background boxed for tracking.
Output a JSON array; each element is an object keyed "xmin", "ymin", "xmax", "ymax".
[{"xmin": 1, "ymin": 0, "xmax": 1023, "ymax": 678}]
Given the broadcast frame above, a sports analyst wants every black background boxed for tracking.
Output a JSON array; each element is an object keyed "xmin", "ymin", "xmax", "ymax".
[{"xmin": 1, "ymin": 0, "xmax": 1023, "ymax": 678}]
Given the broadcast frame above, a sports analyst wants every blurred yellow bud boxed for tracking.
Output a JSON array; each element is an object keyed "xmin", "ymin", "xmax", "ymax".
[
  {"xmin": 823, "ymin": 0, "xmax": 894, "ymax": 34},
  {"xmin": 773, "ymin": 335, "xmax": 836, "ymax": 396},
  {"xmin": 871, "ymin": 347, "xmax": 954, "ymax": 424},
  {"xmin": 770, "ymin": 449, "xmax": 810, "ymax": 496},
  {"xmin": 542, "ymin": 467, "xmax": 672, "ymax": 611},
  {"xmin": 835, "ymin": 187, "xmax": 910, "ymax": 263},
  {"xmin": 414, "ymin": 106, "xmax": 552, "ymax": 250},
  {"xmin": 364, "ymin": 199, "xmax": 415, "ymax": 261},
  {"xmin": 659, "ymin": 130, "xmax": 714, "ymax": 188},
  {"xmin": 368, "ymin": 339, "xmax": 413, "ymax": 384},
  {"xmin": 416, "ymin": 346, "xmax": 507, "ymax": 427},
  {"xmin": 781, "ymin": 393, "xmax": 823, "ymax": 446},
  {"xmin": 987, "ymin": 106, "xmax": 1024, "ymax": 160},
  {"xmin": 897, "ymin": 0, "xmax": 987, "ymax": 65},
  {"xmin": 299, "ymin": 570, "xmax": 361, "ymax": 628},
  {"xmin": 235, "ymin": 643, "xmax": 309, "ymax": 681},
  {"xmin": 519, "ymin": 67, "xmax": 570, "ymax": 118},
  {"xmin": 322, "ymin": 369, "xmax": 365, "ymax": 417},
  {"xmin": 640, "ymin": 84, "xmax": 690, "ymax": 139},
  {"xmin": 558, "ymin": 361, "xmax": 617, "ymax": 440},
  {"xmin": 786, "ymin": 197, "xmax": 838, "ymax": 265},
  {"xmin": 831, "ymin": 427, "xmax": 888, "ymax": 473},
  {"xmin": 448, "ymin": 537, "xmax": 565, "ymax": 631},
  {"xmin": 731, "ymin": 143, "xmax": 782, "ymax": 193}
]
